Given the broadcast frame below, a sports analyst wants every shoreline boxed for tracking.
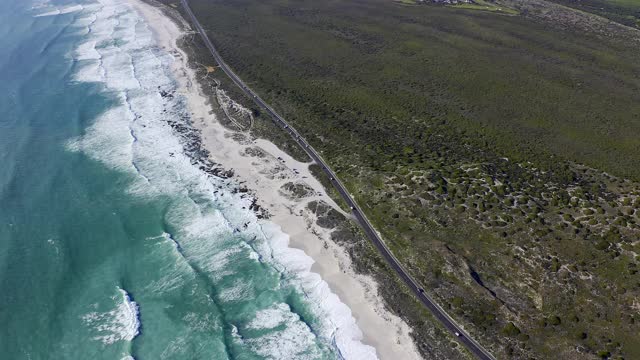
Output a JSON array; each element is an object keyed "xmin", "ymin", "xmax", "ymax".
[{"xmin": 128, "ymin": 0, "xmax": 422, "ymax": 359}]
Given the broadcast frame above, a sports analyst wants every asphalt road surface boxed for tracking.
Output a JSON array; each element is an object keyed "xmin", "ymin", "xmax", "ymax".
[{"xmin": 180, "ymin": 1, "xmax": 496, "ymax": 359}]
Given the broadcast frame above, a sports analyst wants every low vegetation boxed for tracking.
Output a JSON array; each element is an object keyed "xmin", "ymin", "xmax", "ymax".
[
  {"xmin": 547, "ymin": 0, "xmax": 640, "ymax": 28},
  {"xmin": 162, "ymin": 0, "xmax": 640, "ymax": 358}
]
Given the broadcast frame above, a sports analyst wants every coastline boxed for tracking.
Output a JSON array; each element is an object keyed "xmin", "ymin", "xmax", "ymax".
[{"xmin": 127, "ymin": 0, "xmax": 422, "ymax": 359}]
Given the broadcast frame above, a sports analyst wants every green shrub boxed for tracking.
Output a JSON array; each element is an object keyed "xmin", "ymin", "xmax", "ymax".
[
  {"xmin": 502, "ymin": 322, "xmax": 521, "ymax": 336},
  {"xmin": 595, "ymin": 239, "xmax": 610, "ymax": 251},
  {"xmin": 548, "ymin": 315, "xmax": 561, "ymax": 326}
]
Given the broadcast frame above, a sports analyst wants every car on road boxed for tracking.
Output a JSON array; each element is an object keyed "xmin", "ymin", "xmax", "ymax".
[{"xmin": 454, "ymin": 332, "xmax": 461, "ymax": 337}]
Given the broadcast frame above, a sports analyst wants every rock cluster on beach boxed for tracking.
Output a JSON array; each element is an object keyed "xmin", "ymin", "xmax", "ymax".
[{"xmin": 160, "ymin": 87, "xmax": 269, "ymax": 219}]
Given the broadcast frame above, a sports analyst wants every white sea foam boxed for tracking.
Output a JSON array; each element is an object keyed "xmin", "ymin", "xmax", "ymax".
[
  {"xmin": 182, "ymin": 312, "xmax": 220, "ymax": 332},
  {"xmin": 260, "ymin": 223, "xmax": 378, "ymax": 360},
  {"xmin": 83, "ymin": 287, "xmax": 140, "ymax": 345},
  {"xmin": 247, "ymin": 303, "xmax": 292, "ymax": 330},
  {"xmin": 35, "ymin": 4, "xmax": 83, "ymax": 17},
  {"xmin": 68, "ymin": 1, "xmax": 377, "ymax": 358},
  {"xmin": 75, "ymin": 40, "xmax": 101, "ymax": 61},
  {"xmin": 67, "ymin": 98, "xmax": 135, "ymax": 172},
  {"xmin": 31, "ymin": 0, "xmax": 51, "ymax": 10},
  {"xmin": 73, "ymin": 12, "xmax": 98, "ymax": 29},
  {"xmin": 238, "ymin": 303, "xmax": 324, "ymax": 360},
  {"xmin": 142, "ymin": 233, "xmax": 195, "ymax": 294},
  {"xmin": 218, "ymin": 279, "xmax": 253, "ymax": 302}
]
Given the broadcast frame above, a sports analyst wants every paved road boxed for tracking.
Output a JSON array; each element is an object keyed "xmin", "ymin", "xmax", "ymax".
[{"xmin": 180, "ymin": 1, "xmax": 496, "ymax": 359}]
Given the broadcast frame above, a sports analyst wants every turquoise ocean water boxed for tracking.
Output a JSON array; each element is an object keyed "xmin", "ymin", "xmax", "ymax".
[{"xmin": 0, "ymin": 1, "xmax": 375, "ymax": 359}]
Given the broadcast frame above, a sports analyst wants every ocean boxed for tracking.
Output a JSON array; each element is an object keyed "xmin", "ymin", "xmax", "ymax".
[{"xmin": 0, "ymin": 0, "xmax": 374, "ymax": 359}]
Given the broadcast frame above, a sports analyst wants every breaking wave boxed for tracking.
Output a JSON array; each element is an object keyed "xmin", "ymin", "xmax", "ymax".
[
  {"xmin": 82, "ymin": 287, "xmax": 140, "ymax": 345},
  {"xmin": 66, "ymin": 0, "xmax": 377, "ymax": 359},
  {"xmin": 34, "ymin": 4, "xmax": 84, "ymax": 17}
]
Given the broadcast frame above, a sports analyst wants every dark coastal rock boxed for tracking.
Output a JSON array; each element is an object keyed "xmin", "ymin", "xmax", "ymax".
[{"xmin": 157, "ymin": 86, "xmax": 269, "ymax": 218}]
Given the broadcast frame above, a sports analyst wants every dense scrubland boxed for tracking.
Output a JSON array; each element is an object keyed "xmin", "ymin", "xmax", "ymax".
[
  {"xmin": 549, "ymin": 0, "xmax": 640, "ymax": 28},
  {"xmin": 166, "ymin": 0, "xmax": 640, "ymax": 358}
]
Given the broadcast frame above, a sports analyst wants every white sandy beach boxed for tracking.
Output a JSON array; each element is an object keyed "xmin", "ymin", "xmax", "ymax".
[{"xmin": 129, "ymin": 1, "xmax": 422, "ymax": 359}]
